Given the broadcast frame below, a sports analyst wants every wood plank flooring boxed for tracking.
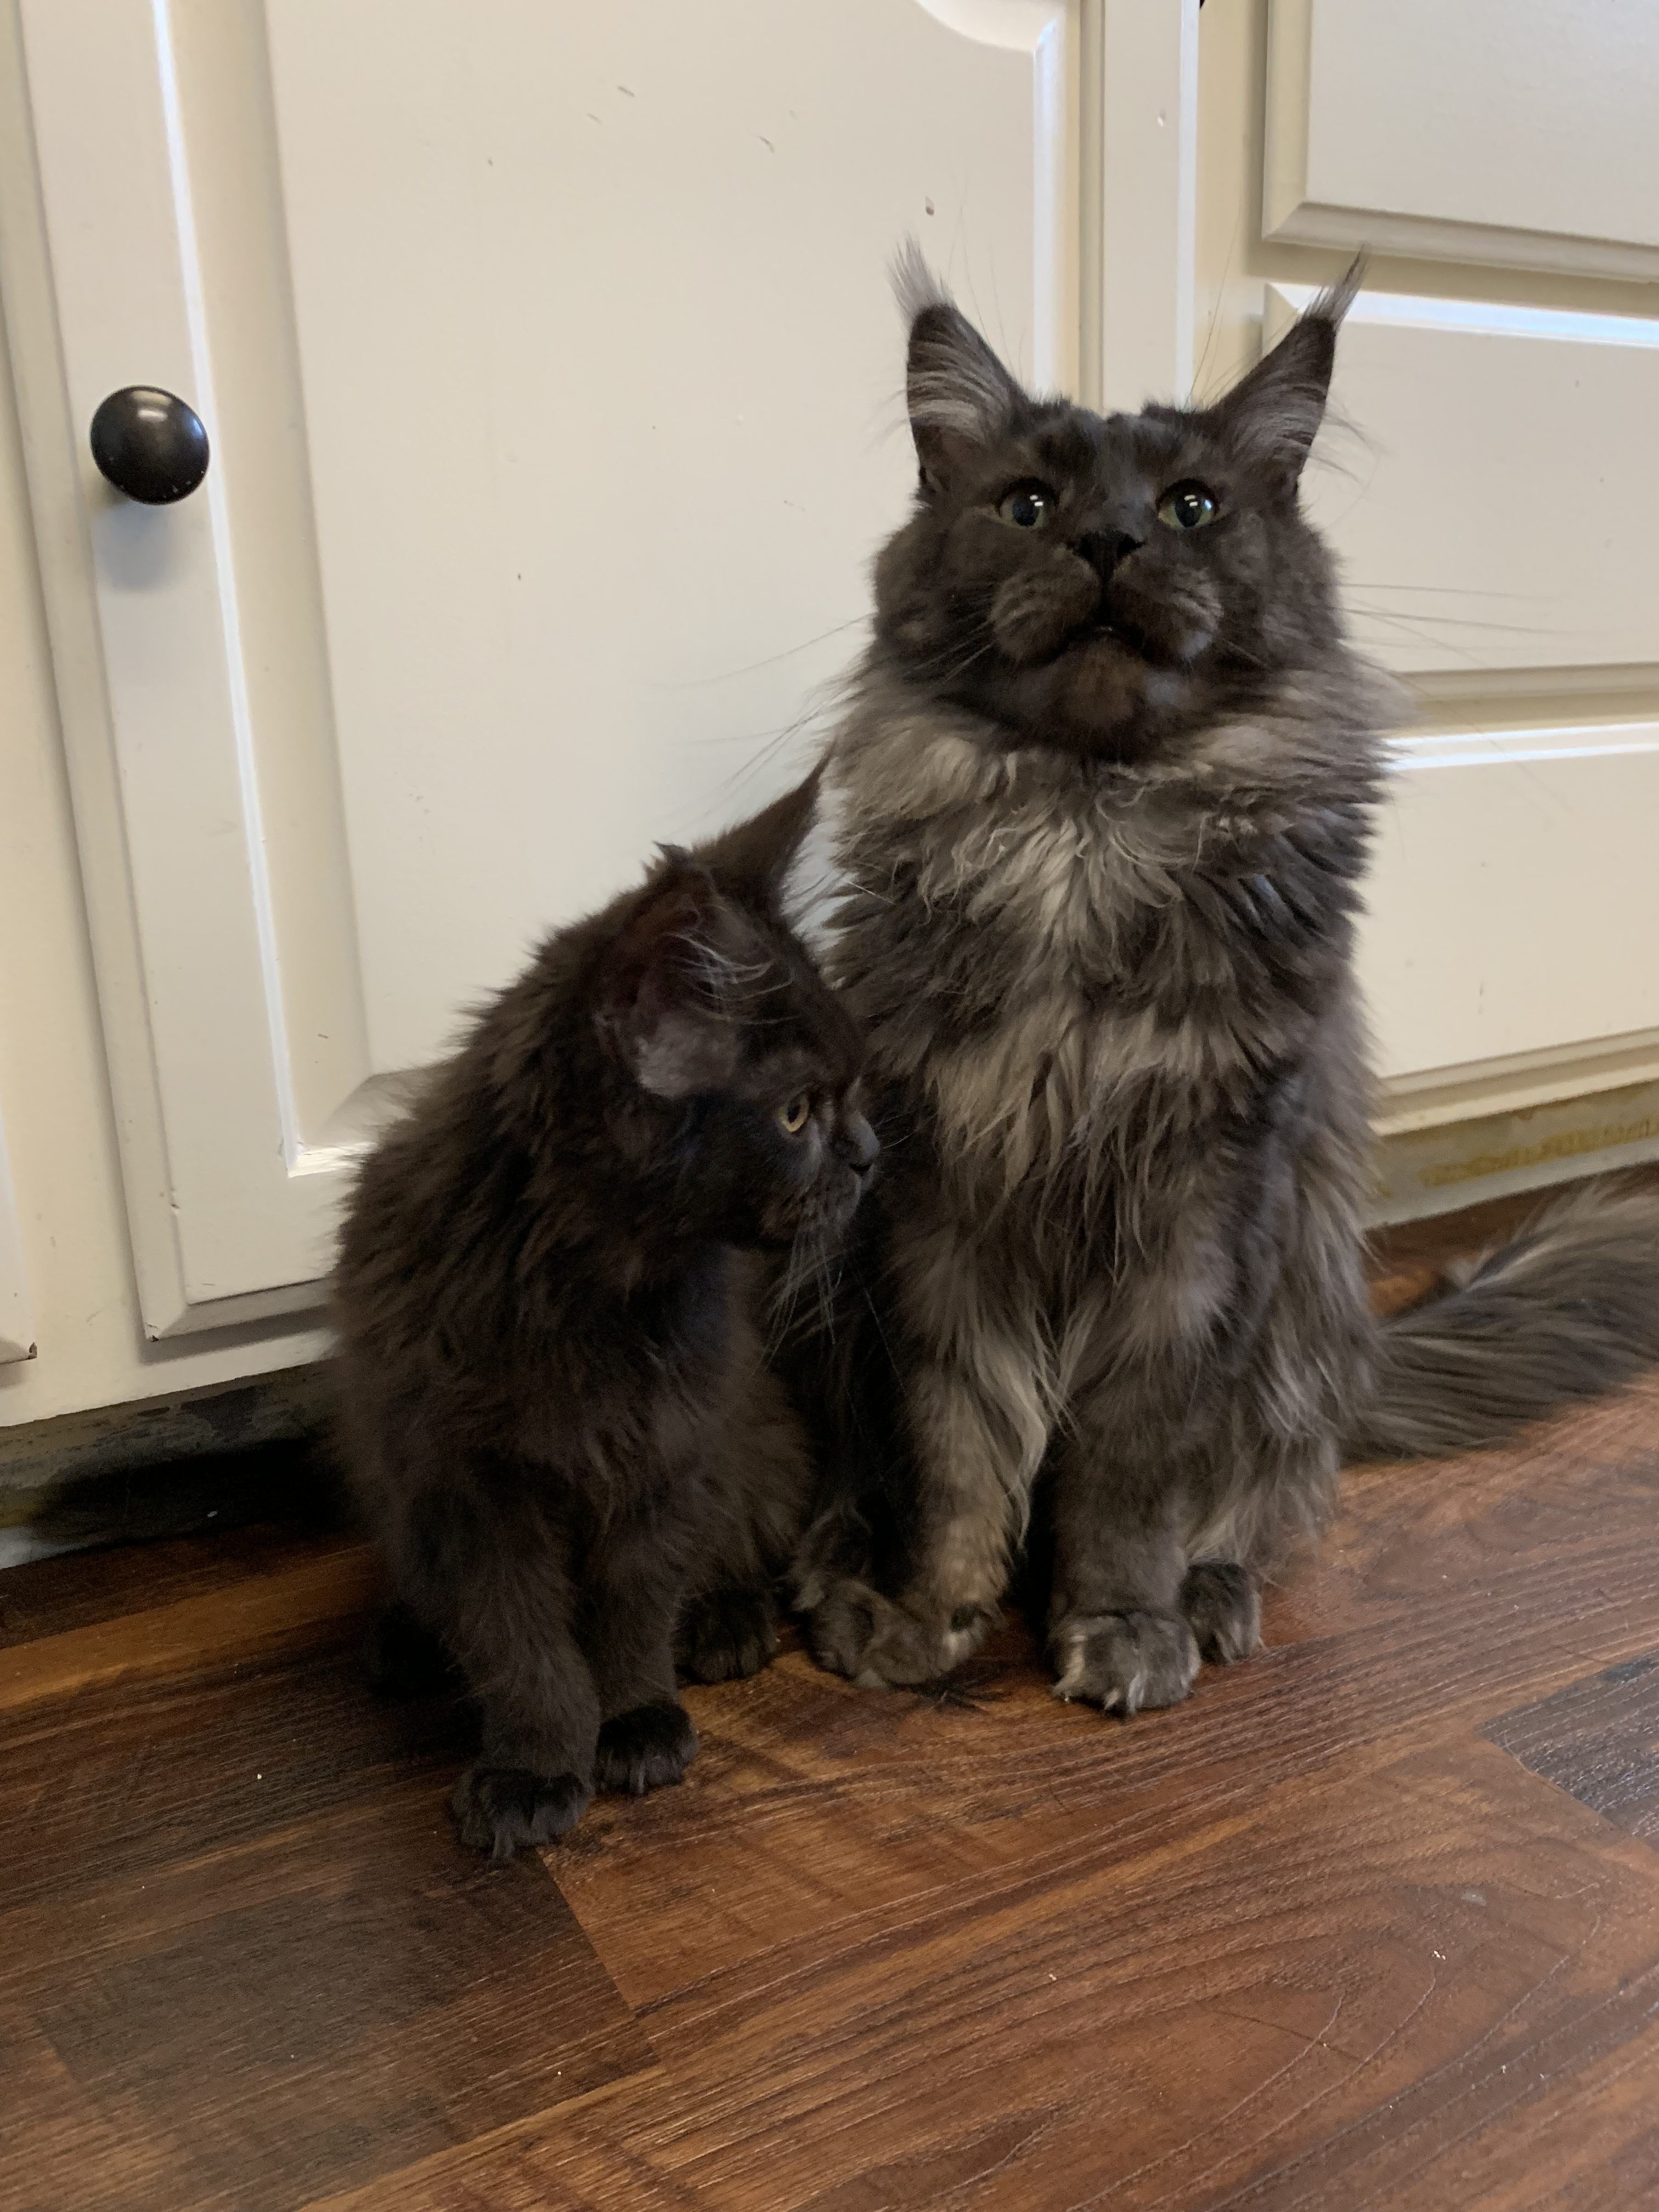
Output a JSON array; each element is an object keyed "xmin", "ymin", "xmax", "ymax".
[{"xmin": 6, "ymin": 1192, "xmax": 1659, "ymax": 2210}]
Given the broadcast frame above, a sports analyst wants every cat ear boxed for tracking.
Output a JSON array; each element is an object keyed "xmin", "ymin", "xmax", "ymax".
[
  {"xmin": 692, "ymin": 764, "xmax": 822, "ymax": 912},
  {"xmin": 594, "ymin": 870, "xmax": 744, "ymax": 1101},
  {"xmin": 893, "ymin": 239, "xmax": 1024, "ymax": 492},
  {"xmin": 1205, "ymin": 256, "xmax": 1364, "ymax": 495}
]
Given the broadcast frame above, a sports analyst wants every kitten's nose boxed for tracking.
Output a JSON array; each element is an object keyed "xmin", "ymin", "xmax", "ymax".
[
  {"xmin": 1075, "ymin": 528, "xmax": 1143, "ymax": 586},
  {"xmin": 834, "ymin": 1111, "xmax": 879, "ymax": 1177}
]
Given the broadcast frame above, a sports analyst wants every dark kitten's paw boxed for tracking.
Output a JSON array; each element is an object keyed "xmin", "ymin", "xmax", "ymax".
[
  {"xmin": 364, "ymin": 1603, "xmax": 460, "ymax": 1697},
  {"xmin": 808, "ymin": 1577, "xmax": 994, "ymax": 1688},
  {"xmin": 594, "ymin": 1700, "xmax": 699, "ymax": 1795},
  {"xmin": 1049, "ymin": 1610, "xmax": 1199, "ymax": 1716},
  {"xmin": 677, "ymin": 1585, "xmax": 779, "ymax": 1684},
  {"xmin": 1181, "ymin": 1561, "xmax": 1261, "ymax": 1664},
  {"xmin": 452, "ymin": 1765, "xmax": 591, "ymax": 1860}
]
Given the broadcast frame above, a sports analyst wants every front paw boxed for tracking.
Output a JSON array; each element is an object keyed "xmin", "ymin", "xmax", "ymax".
[
  {"xmin": 808, "ymin": 1577, "xmax": 994, "ymax": 1689},
  {"xmin": 676, "ymin": 1584, "xmax": 779, "ymax": 1684},
  {"xmin": 452, "ymin": 1765, "xmax": 591, "ymax": 1860},
  {"xmin": 595, "ymin": 1700, "xmax": 699, "ymax": 1795},
  {"xmin": 1049, "ymin": 1610, "xmax": 1199, "ymax": 1716},
  {"xmin": 1181, "ymin": 1560, "xmax": 1261, "ymax": 1664}
]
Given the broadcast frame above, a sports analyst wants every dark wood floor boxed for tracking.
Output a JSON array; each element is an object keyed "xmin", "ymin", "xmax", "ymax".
[{"xmin": 6, "ymin": 1188, "xmax": 1659, "ymax": 2211}]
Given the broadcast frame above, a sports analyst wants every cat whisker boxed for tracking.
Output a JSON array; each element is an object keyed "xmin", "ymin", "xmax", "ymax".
[
  {"xmin": 1344, "ymin": 601, "xmax": 1575, "ymax": 640},
  {"xmin": 656, "ymin": 614, "xmax": 870, "ymax": 689},
  {"xmin": 1345, "ymin": 580, "xmax": 1549, "ymax": 603}
]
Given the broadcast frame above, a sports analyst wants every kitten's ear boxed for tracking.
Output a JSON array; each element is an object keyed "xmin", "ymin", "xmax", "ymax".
[
  {"xmin": 594, "ymin": 868, "xmax": 743, "ymax": 1101},
  {"xmin": 894, "ymin": 239, "xmax": 1024, "ymax": 492},
  {"xmin": 690, "ymin": 765, "xmax": 822, "ymax": 911},
  {"xmin": 1205, "ymin": 256, "xmax": 1364, "ymax": 495},
  {"xmin": 693, "ymin": 764, "xmax": 822, "ymax": 911}
]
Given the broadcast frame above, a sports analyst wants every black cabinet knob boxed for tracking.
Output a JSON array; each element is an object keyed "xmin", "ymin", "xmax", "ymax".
[{"xmin": 89, "ymin": 386, "xmax": 210, "ymax": 505}]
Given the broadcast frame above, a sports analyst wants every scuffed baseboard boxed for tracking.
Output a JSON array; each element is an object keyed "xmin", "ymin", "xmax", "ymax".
[
  {"xmin": 0, "ymin": 1364, "xmax": 335, "ymax": 1564},
  {"xmin": 1372, "ymin": 1076, "xmax": 1659, "ymax": 1226}
]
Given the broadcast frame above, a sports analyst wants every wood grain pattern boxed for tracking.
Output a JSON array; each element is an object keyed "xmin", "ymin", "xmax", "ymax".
[
  {"xmin": 0, "ymin": 1539, "xmax": 374, "ymax": 1714},
  {"xmin": 0, "ymin": 1597, "xmax": 652, "ymax": 2212},
  {"xmin": 1489, "ymin": 1651, "xmax": 1659, "ymax": 1850},
  {"xmin": 6, "ymin": 1200, "xmax": 1659, "ymax": 2209}
]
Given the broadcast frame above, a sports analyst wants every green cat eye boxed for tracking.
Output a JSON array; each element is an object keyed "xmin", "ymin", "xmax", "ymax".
[
  {"xmin": 997, "ymin": 482, "xmax": 1057, "ymax": 531},
  {"xmin": 777, "ymin": 1094, "xmax": 812, "ymax": 1136},
  {"xmin": 1156, "ymin": 481, "xmax": 1221, "ymax": 531}
]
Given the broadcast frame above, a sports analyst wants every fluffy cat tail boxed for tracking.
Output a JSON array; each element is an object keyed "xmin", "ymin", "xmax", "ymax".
[{"xmin": 1346, "ymin": 1183, "xmax": 1659, "ymax": 1461}]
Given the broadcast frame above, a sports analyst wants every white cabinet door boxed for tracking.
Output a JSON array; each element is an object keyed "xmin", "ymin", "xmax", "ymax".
[
  {"xmin": 1238, "ymin": 0, "xmax": 1659, "ymax": 1129},
  {"xmin": 0, "ymin": 0, "xmax": 1193, "ymax": 1339}
]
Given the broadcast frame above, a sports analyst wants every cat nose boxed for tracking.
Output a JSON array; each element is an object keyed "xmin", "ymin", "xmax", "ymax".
[
  {"xmin": 1075, "ymin": 528, "xmax": 1143, "ymax": 586},
  {"xmin": 834, "ymin": 1112, "xmax": 879, "ymax": 1176}
]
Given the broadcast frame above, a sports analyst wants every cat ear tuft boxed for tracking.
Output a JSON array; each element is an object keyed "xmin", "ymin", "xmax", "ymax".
[
  {"xmin": 594, "ymin": 871, "xmax": 744, "ymax": 1101},
  {"xmin": 692, "ymin": 765, "xmax": 822, "ymax": 912},
  {"xmin": 892, "ymin": 239, "xmax": 1024, "ymax": 492},
  {"xmin": 1205, "ymin": 253, "xmax": 1365, "ymax": 495},
  {"xmin": 1310, "ymin": 251, "xmax": 1368, "ymax": 332}
]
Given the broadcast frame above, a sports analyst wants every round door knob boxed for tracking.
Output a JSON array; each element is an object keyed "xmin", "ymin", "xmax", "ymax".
[{"xmin": 89, "ymin": 386, "xmax": 210, "ymax": 504}]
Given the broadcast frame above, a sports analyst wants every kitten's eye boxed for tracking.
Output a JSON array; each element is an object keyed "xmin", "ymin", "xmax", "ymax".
[
  {"xmin": 1156, "ymin": 481, "xmax": 1221, "ymax": 531},
  {"xmin": 997, "ymin": 482, "xmax": 1057, "ymax": 531},
  {"xmin": 776, "ymin": 1094, "xmax": 812, "ymax": 1136}
]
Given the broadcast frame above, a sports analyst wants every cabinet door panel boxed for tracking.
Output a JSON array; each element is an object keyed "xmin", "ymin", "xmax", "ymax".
[
  {"xmin": 1362, "ymin": 728, "xmax": 1659, "ymax": 1087},
  {"xmin": 1269, "ymin": 284, "xmax": 1659, "ymax": 682},
  {"xmin": 1266, "ymin": 0, "xmax": 1659, "ymax": 280}
]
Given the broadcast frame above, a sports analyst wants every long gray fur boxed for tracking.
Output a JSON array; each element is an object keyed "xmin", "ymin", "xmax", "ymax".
[{"xmin": 1351, "ymin": 1183, "xmax": 1659, "ymax": 1460}]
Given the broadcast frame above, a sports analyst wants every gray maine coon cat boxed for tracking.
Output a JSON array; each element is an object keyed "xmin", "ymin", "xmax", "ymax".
[{"xmin": 792, "ymin": 252, "xmax": 1659, "ymax": 1712}]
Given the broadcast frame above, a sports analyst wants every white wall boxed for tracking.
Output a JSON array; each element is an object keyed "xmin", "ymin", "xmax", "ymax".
[{"xmin": 0, "ymin": 291, "xmax": 323, "ymax": 1430}]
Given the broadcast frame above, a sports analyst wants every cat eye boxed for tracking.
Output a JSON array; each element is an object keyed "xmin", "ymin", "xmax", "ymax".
[
  {"xmin": 1156, "ymin": 481, "xmax": 1221, "ymax": 532},
  {"xmin": 776, "ymin": 1094, "xmax": 812, "ymax": 1136},
  {"xmin": 997, "ymin": 482, "xmax": 1057, "ymax": 531}
]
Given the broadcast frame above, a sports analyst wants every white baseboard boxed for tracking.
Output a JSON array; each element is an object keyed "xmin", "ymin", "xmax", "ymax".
[{"xmin": 1372, "ymin": 1076, "xmax": 1659, "ymax": 1226}]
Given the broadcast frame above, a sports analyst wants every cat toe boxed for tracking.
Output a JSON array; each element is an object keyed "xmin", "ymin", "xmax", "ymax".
[
  {"xmin": 676, "ymin": 1585, "xmax": 780, "ymax": 1684},
  {"xmin": 804, "ymin": 1576, "xmax": 880, "ymax": 1678},
  {"xmin": 1181, "ymin": 1560, "xmax": 1261, "ymax": 1664},
  {"xmin": 452, "ymin": 1765, "xmax": 591, "ymax": 1860},
  {"xmin": 808, "ymin": 1578, "xmax": 991, "ymax": 1688},
  {"xmin": 595, "ymin": 1700, "xmax": 699, "ymax": 1795},
  {"xmin": 1049, "ymin": 1610, "xmax": 1199, "ymax": 1716}
]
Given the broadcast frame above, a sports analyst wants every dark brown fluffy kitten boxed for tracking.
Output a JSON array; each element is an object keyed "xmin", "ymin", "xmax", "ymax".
[
  {"xmin": 794, "ymin": 251, "xmax": 1659, "ymax": 1708},
  {"xmin": 334, "ymin": 777, "xmax": 874, "ymax": 1858}
]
